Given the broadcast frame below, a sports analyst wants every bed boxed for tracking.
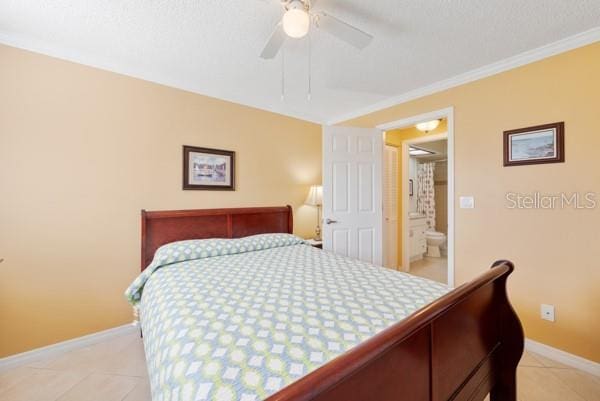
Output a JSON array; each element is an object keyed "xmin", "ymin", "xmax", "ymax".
[{"xmin": 128, "ymin": 206, "xmax": 523, "ymax": 401}]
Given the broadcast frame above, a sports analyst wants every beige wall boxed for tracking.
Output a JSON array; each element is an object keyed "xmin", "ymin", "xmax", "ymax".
[
  {"xmin": 0, "ymin": 45, "xmax": 322, "ymax": 357},
  {"xmin": 348, "ymin": 43, "xmax": 600, "ymax": 362}
]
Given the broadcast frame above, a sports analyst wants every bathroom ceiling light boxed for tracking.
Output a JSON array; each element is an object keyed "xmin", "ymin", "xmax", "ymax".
[
  {"xmin": 282, "ymin": 2, "xmax": 310, "ymax": 38},
  {"xmin": 409, "ymin": 146, "xmax": 435, "ymax": 156},
  {"xmin": 416, "ymin": 119, "xmax": 440, "ymax": 133}
]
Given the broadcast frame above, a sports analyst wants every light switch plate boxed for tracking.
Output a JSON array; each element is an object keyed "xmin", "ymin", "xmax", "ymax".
[
  {"xmin": 460, "ymin": 196, "xmax": 475, "ymax": 209},
  {"xmin": 541, "ymin": 304, "xmax": 555, "ymax": 322}
]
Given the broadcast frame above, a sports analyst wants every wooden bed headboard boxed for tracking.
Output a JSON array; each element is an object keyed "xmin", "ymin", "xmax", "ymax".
[{"xmin": 140, "ymin": 205, "xmax": 293, "ymax": 270}]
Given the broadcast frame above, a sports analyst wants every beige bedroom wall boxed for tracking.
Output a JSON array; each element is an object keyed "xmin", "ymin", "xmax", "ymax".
[
  {"xmin": 346, "ymin": 42, "xmax": 600, "ymax": 362},
  {"xmin": 0, "ymin": 44, "xmax": 322, "ymax": 357}
]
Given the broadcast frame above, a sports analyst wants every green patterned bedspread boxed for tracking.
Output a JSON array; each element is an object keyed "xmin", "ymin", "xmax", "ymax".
[{"xmin": 125, "ymin": 234, "xmax": 449, "ymax": 401}]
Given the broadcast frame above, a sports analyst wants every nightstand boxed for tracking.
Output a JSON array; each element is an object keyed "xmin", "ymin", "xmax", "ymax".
[{"xmin": 305, "ymin": 239, "xmax": 323, "ymax": 249}]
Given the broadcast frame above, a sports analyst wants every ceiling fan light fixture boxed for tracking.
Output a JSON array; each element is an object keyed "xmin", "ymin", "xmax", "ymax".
[
  {"xmin": 416, "ymin": 119, "xmax": 441, "ymax": 133},
  {"xmin": 282, "ymin": 2, "xmax": 310, "ymax": 38}
]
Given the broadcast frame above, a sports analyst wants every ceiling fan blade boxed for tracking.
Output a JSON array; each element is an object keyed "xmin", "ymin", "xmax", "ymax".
[
  {"xmin": 260, "ymin": 22, "xmax": 286, "ymax": 59},
  {"xmin": 315, "ymin": 12, "xmax": 373, "ymax": 49}
]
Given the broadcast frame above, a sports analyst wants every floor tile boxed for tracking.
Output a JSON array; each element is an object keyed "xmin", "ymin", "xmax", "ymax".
[
  {"xmin": 528, "ymin": 351, "xmax": 571, "ymax": 369},
  {"xmin": 519, "ymin": 351, "xmax": 545, "ymax": 367},
  {"xmin": 26, "ymin": 333, "xmax": 138, "ymax": 370},
  {"xmin": 56, "ymin": 373, "xmax": 139, "ymax": 401},
  {"xmin": 34, "ymin": 346, "xmax": 113, "ymax": 374},
  {"xmin": 94, "ymin": 337, "xmax": 148, "ymax": 377},
  {"xmin": 409, "ymin": 256, "xmax": 447, "ymax": 284},
  {"xmin": 122, "ymin": 378, "xmax": 152, "ymax": 401},
  {"xmin": 549, "ymin": 368, "xmax": 600, "ymax": 401},
  {"xmin": 0, "ymin": 366, "xmax": 39, "ymax": 392},
  {"xmin": 28, "ymin": 332, "xmax": 141, "ymax": 374},
  {"xmin": 0, "ymin": 368, "xmax": 86, "ymax": 401},
  {"xmin": 518, "ymin": 366, "xmax": 586, "ymax": 401}
]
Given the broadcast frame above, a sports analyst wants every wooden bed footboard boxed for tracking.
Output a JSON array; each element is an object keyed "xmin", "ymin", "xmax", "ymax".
[{"xmin": 267, "ymin": 260, "xmax": 524, "ymax": 401}]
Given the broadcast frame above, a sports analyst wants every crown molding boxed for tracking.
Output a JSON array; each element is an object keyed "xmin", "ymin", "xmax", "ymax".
[
  {"xmin": 1, "ymin": 25, "xmax": 599, "ymax": 127},
  {"xmin": 328, "ymin": 26, "xmax": 600, "ymax": 125}
]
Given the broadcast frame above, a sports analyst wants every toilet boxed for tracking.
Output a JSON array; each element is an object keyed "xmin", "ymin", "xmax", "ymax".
[{"xmin": 425, "ymin": 231, "xmax": 446, "ymax": 257}]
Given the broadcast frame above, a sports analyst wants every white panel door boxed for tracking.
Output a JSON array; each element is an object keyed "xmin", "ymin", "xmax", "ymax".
[
  {"xmin": 383, "ymin": 145, "xmax": 398, "ymax": 268},
  {"xmin": 322, "ymin": 126, "xmax": 383, "ymax": 265}
]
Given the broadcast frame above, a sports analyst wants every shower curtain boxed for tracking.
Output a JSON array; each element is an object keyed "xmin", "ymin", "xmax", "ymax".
[{"xmin": 417, "ymin": 162, "xmax": 436, "ymax": 230}]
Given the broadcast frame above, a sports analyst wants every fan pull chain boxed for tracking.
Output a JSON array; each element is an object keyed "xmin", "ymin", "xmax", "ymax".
[
  {"xmin": 281, "ymin": 47, "xmax": 285, "ymax": 101},
  {"xmin": 307, "ymin": 30, "xmax": 312, "ymax": 101}
]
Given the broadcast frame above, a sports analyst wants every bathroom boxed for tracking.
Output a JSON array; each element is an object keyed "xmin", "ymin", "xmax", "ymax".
[{"xmin": 407, "ymin": 139, "xmax": 448, "ymax": 283}]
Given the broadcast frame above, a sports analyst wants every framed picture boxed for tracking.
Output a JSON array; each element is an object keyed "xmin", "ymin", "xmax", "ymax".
[
  {"xmin": 183, "ymin": 146, "xmax": 235, "ymax": 190},
  {"xmin": 503, "ymin": 122, "xmax": 564, "ymax": 167}
]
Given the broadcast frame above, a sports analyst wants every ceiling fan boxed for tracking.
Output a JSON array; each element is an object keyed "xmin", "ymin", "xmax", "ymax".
[{"xmin": 260, "ymin": 0, "xmax": 373, "ymax": 59}]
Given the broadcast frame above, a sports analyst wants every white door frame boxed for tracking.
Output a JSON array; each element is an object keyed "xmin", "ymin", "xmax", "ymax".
[
  {"xmin": 376, "ymin": 107, "xmax": 455, "ymax": 287},
  {"xmin": 383, "ymin": 145, "xmax": 399, "ymax": 269}
]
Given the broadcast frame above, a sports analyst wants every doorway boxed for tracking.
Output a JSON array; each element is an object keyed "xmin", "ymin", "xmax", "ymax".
[
  {"xmin": 403, "ymin": 135, "xmax": 448, "ymax": 283},
  {"xmin": 379, "ymin": 108, "xmax": 454, "ymax": 286}
]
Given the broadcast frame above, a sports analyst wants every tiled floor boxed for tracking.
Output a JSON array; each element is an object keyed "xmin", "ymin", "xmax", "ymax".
[
  {"xmin": 0, "ymin": 332, "xmax": 150, "ymax": 401},
  {"xmin": 0, "ymin": 331, "xmax": 598, "ymax": 401},
  {"xmin": 410, "ymin": 255, "xmax": 448, "ymax": 284}
]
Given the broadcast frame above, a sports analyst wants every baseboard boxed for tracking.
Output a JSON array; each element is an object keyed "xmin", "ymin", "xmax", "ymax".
[
  {"xmin": 0, "ymin": 324, "xmax": 137, "ymax": 372},
  {"xmin": 525, "ymin": 338, "xmax": 600, "ymax": 377}
]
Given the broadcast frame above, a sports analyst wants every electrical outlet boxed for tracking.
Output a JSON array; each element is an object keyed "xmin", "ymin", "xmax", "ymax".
[{"xmin": 541, "ymin": 304, "xmax": 555, "ymax": 322}]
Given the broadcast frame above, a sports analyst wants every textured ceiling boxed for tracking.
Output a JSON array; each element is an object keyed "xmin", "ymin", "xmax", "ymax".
[{"xmin": 1, "ymin": 0, "xmax": 599, "ymax": 123}]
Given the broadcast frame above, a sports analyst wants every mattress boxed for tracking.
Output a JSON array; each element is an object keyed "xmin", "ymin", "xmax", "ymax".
[{"xmin": 125, "ymin": 234, "xmax": 449, "ymax": 401}]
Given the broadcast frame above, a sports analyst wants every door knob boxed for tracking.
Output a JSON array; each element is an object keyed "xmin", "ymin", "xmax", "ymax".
[{"xmin": 325, "ymin": 218, "xmax": 338, "ymax": 224}]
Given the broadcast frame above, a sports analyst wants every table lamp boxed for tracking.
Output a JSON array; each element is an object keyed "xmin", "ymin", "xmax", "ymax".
[{"xmin": 304, "ymin": 185, "xmax": 323, "ymax": 241}]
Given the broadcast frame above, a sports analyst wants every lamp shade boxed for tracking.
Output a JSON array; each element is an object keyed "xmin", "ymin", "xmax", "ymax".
[{"xmin": 305, "ymin": 185, "xmax": 323, "ymax": 206}]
